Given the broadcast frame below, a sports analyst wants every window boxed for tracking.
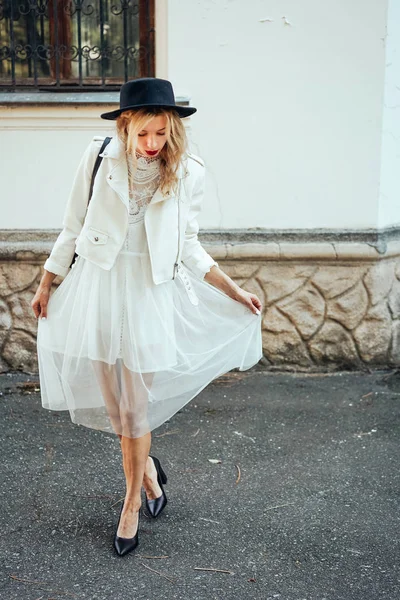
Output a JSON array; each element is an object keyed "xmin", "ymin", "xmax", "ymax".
[{"xmin": 0, "ymin": 0, "xmax": 155, "ymax": 91}]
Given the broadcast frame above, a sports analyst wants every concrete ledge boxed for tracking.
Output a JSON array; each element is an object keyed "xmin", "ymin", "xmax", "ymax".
[
  {"xmin": 200, "ymin": 225, "xmax": 400, "ymax": 247},
  {"xmin": 203, "ymin": 240, "xmax": 400, "ymax": 262},
  {"xmin": 279, "ymin": 242, "xmax": 337, "ymax": 260},
  {"xmin": 1, "ymin": 230, "xmax": 399, "ymax": 263},
  {"xmin": 0, "ymin": 92, "xmax": 191, "ymax": 106}
]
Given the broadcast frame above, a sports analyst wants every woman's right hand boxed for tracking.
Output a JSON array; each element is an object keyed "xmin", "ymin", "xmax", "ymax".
[{"xmin": 31, "ymin": 284, "xmax": 51, "ymax": 320}]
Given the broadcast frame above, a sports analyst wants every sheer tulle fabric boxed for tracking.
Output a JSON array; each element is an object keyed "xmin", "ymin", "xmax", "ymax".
[{"xmin": 37, "ymin": 249, "xmax": 263, "ymax": 438}]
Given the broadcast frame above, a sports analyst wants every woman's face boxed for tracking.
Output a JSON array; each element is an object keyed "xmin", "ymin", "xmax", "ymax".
[{"xmin": 136, "ymin": 114, "xmax": 168, "ymax": 158}]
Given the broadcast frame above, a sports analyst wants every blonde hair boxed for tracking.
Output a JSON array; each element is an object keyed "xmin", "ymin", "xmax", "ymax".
[{"xmin": 115, "ymin": 107, "xmax": 189, "ymax": 196}]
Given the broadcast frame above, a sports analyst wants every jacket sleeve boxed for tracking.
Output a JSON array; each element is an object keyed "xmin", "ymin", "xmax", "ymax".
[
  {"xmin": 180, "ymin": 164, "xmax": 219, "ymax": 279},
  {"xmin": 43, "ymin": 139, "xmax": 97, "ymax": 277}
]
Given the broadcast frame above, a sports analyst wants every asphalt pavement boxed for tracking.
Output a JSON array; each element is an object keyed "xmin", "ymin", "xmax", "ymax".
[{"xmin": 0, "ymin": 367, "xmax": 399, "ymax": 600}]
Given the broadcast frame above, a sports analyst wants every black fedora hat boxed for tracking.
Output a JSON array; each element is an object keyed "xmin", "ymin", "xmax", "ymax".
[{"xmin": 100, "ymin": 77, "xmax": 197, "ymax": 120}]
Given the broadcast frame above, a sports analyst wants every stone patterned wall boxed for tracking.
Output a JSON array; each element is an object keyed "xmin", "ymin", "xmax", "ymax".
[
  {"xmin": 0, "ymin": 261, "xmax": 61, "ymax": 373},
  {"xmin": 0, "ymin": 239, "xmax": 399, "ymax": 373},
  {"xmin": 222, "ymin": 258, "xmax": 400, "ymax": 370}
]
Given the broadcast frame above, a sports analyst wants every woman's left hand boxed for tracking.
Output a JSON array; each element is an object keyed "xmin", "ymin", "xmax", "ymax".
[
  {"xmin": 232, "ymin": 287, "xmax": 263, "ymax": 315},
  {"xmin": 203, "ymin": 265, "xmax": 262, "ymax": 315}
]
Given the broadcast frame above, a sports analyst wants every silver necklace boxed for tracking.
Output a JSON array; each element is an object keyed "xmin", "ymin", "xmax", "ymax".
[
  {"xmin": 126, "ymin": 151, "xmax": 161, "ymax": 218},
  {"xmin": 126, "ymin": 150, "xmax": 161, "ymax": 188}
]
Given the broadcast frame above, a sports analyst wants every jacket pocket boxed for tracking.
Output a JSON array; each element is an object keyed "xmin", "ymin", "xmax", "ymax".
[{"xmin": 85, "ymin": 226, "xmax": 109, "ymax": 245}]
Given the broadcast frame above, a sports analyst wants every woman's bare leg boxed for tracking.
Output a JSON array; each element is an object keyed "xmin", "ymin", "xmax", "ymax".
[
  {"xmin": 117, "ymin": 434, "xmax": 162, "ymax": 501},
  {"xmin": 116, "ymin": 366, "xmax": 164, "ymax": 536},
  {"xmin": 117, "ymin": 431, "xmax": 151, "ymax": 537},
  {"xmin": 92, "ymin": 360, "xmax": 122, "ymax": 433},
  {"xmin": 118, "ymin": 365, "xmax": 163, "ymax": 501}
]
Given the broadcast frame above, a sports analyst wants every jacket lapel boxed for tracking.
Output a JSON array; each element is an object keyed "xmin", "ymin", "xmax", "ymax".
[{"xmin": 99, "ymin": 135, "xmax": 189, "ymax": 209}]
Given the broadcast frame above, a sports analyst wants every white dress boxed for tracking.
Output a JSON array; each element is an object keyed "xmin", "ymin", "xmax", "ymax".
[{"xmin": 37, "ymin": 151, "xmax": 263, "ymax": 438}]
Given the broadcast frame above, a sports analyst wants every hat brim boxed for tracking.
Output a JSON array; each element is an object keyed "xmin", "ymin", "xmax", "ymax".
[{"xmin": 100, "ymin": 103, "xmax": 197, "ymax": 120}]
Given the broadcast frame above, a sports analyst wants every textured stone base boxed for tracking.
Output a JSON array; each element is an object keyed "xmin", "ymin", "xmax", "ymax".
[
  {"xmin": 206, "ymin": 239, "xmax": 400, "ymax": 371},
  {"xmin": 0, "ymin": 231, "xmax": 399, "ymax": 373}
]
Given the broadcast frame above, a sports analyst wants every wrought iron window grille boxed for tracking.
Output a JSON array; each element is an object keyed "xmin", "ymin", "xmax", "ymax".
[{"xmin": 0, "ymin": 0, "xmax": 155, "ymax": 91}]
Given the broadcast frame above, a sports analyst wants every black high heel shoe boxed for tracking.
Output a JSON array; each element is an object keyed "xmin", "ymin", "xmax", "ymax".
[
  {"xmin": 114, "ymin": 501, "xmax": 140, "ymax": 557},
  {"xmin": 145, "ymin": 455, "xmax": 168, "ymax": 518}
]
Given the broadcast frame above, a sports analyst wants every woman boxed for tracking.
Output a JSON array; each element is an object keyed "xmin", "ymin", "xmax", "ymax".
[{"xmin": 31, "ymin": 77, "xmax": 263, "ymax": 557}]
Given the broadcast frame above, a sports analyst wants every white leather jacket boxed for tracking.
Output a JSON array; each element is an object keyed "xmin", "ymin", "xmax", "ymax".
[{"xmin": 43, "ymin": 135, "xmax": 218, "ymax": 284}]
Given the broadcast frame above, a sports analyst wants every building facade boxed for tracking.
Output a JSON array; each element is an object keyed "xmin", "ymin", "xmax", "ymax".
[{"xmin": 0, "ymin": 0, "xmax": 399, "ymax": 373}]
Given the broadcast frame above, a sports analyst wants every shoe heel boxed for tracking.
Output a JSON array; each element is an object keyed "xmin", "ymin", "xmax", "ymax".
[
  {"xmin": 150, "ymin": 455, "xmax": 168, "ymax": 484},
  {"xmin": 146, "ymin": 456, "xmax": 168, "ymax": 518},
  {"xmin": 159, "ymin": 464, "xmax": 168, "ymax": 484}
]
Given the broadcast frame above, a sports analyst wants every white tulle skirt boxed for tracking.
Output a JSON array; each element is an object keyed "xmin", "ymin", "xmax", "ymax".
[{"xmin": 37, "ymin": 221, "xmax": 263, "ymax": 439}]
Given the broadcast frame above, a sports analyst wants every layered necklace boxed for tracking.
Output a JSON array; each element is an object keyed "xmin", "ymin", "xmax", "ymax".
[
  {"xmin": 126, "ymin": 149, "xmax": 161, "ymax": 192},
  {"xmin": 126, "ymin": 150, "xmax": 162, "ymax": 221}
]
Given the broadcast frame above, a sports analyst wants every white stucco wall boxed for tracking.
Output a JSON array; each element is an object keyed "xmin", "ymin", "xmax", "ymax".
[
  {"xmin": 379, "ymin": 0, "xmax": 400, "ymax": 229},
  {"xmin": 168, "ymin": 0, "xmax": 391, "ymax": 230},
  {"xmin": 0, "ymin": 0, "xmax": 398, "ymax": 232},
  {"xmin": 2, "ymin": 108, "xmax": 111, "ymax": 229}
]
